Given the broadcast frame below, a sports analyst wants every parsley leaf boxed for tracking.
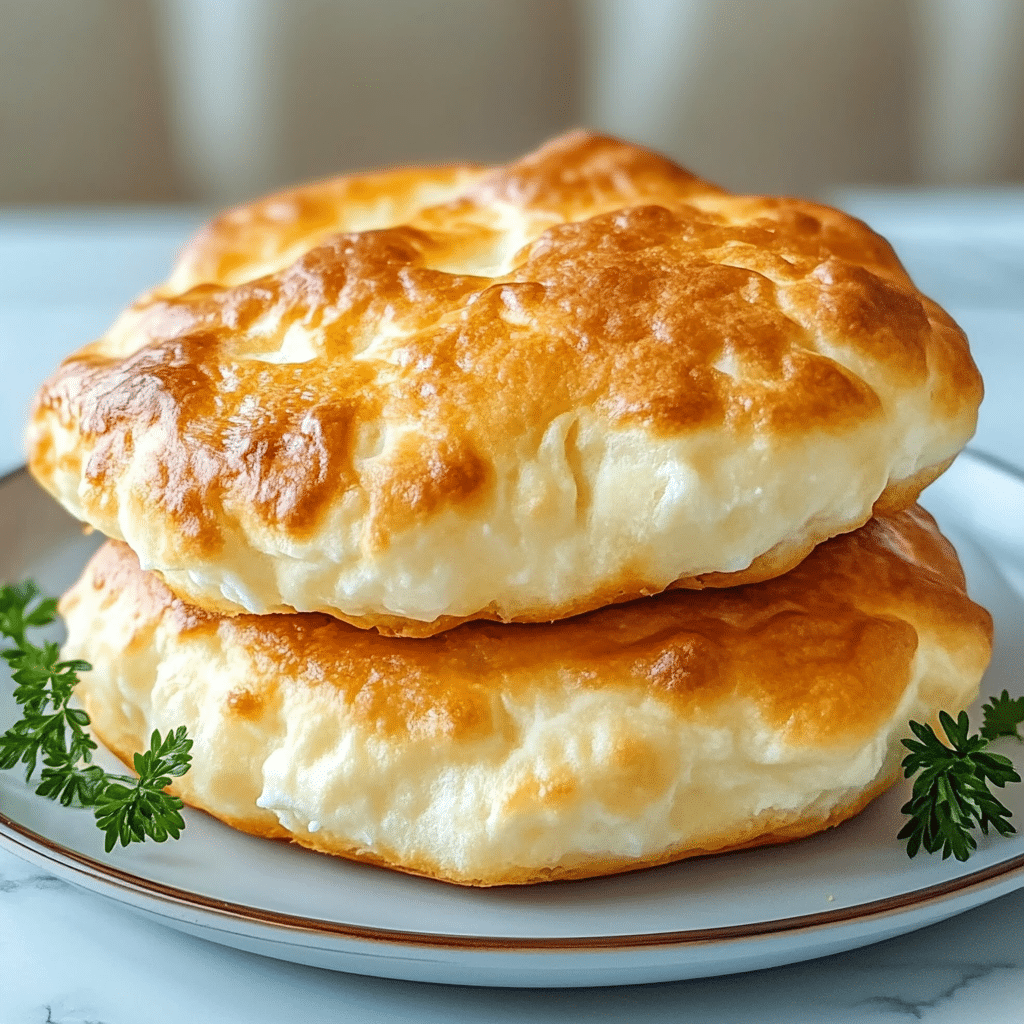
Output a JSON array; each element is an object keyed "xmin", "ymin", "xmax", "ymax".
[
  {"xmin": 1, "ymin": 580, "xmax": 193, "ymax": 850},
  {"xmin": 981, "ymin": 690, "xmax": 1024, "ymax": 742},
  {"xmin": 900, "ymin": 700, "xmax": 1024, "ymax": 861}
]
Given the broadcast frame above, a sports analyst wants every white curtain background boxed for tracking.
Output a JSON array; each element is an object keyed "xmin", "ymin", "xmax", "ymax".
[{"xmin": 1, "ymin": 0, "xmax": 1022, "ymax": 204}]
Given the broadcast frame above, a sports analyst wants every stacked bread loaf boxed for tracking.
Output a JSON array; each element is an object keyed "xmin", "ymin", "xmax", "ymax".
[{"xmin": 27, "ymin": 132, "xmax": 993, "ymax": 885}]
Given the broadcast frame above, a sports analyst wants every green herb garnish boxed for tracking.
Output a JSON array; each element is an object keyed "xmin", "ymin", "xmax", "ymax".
[
  {"xmin": 0, "ymin": 580, "xmax": 192, "ymax": 852},
  {"xmin": 981, "ymin": 690, "xmax": 1024, "ymax": 743},
  {"xmin": 899, "ymin": 695, "xmax": 1024, "ymax": 861}
]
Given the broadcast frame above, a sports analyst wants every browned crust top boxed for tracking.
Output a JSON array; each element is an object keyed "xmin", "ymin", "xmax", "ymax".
[{"xmin": 31, "ymin": 131, "xmax": 980, "ymax": 560}]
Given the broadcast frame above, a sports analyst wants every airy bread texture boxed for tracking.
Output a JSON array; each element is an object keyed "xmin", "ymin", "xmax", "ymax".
[
  {"xmin": 31, "ymin": 131, "xmax": 982, "ymax": 636},
  {"xmin": 60, "ymin": 507, "xmax": 992, "ymax": 886}
]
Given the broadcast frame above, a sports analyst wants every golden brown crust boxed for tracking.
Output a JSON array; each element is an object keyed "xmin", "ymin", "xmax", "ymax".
[
  {"xmin": 31, "ymin": 130, "xmax": 983, "ymax": 632},
  {"xmin": 62, "ymin": 507, "xmax": 993, "ymax": 886}
]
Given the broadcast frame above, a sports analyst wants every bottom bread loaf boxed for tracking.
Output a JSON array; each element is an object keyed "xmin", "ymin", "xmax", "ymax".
[{"xmin": 59, "ymin": 506, "xmax": 993, "ymax": 886}]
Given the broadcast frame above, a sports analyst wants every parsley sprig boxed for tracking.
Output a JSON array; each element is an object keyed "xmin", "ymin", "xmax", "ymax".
[
  {"xmin": 0, "ymin": 580, "xmax": 193, "ymax": 852},
  {"xmin": 899, "ymin": 693, "xmax": 1024, "ymax": 861}
]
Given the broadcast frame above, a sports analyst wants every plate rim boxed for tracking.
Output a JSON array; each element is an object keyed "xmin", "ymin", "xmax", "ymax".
[
  {"xmin": 3, "ymin": 449, "xmax": 1024, "ymax": 956},
  {"xmin": 4, "ymin": 809, "xmax": 1024, "ymax": 953}
]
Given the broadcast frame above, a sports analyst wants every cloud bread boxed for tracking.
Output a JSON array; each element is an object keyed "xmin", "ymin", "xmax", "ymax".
[
  {"xmin": 59, "ymin": 506, "xmax": 992, "ymax": 887},
  {"xmin": 31, "ymin": 131, "xmax": 982, "ymax": 636}
]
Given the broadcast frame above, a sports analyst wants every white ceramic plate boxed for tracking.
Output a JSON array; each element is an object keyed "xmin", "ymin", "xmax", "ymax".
[{"xmin": 2, "ymin": 451, "xmax": 1024, "ymax": 988}]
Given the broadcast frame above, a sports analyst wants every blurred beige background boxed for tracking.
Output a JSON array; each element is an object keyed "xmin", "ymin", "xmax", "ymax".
[{"xmin": 1, "ymin": 0, "xmax": 1022, "ymax": 205}]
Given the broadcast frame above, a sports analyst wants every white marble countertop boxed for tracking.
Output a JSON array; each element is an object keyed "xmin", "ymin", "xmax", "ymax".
[{"xmin": 1, "ymin": 201, "xmax": 1023, "ymax": 1022}]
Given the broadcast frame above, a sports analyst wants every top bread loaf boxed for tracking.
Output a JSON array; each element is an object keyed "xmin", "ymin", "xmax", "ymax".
[{"xmin": 27, "ymin": 131, "xmax": 982, "ymax": 636}]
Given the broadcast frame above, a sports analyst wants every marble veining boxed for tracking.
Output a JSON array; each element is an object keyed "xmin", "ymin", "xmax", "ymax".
[
  {"xmin": 38, "ymin": 1006, "xmax": 111, "ymax": 1024},
  {"xmin": 0, "ymin": 871, "xmax": 70, "ymax": 895},
  {"xmin": 855, "ymin": 965, "xmax": 1014, "ymax": 1019}
]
